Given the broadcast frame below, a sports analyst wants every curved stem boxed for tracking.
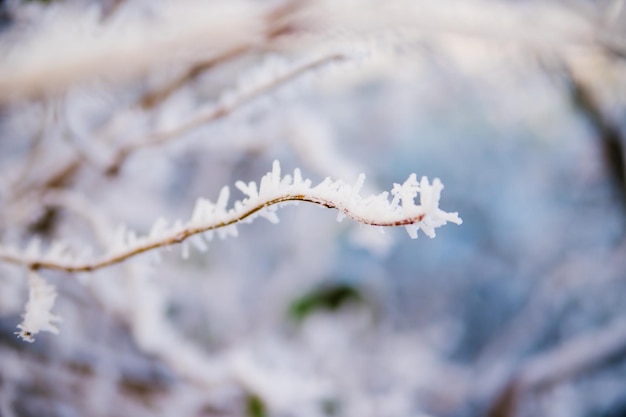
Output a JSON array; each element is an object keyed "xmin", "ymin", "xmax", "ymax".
[
  {"xmin": 0, "ymin": 193, "xmax": 425, "ymax": 274},
  {"xmin": 105, "ymin": 53, "xmax": 346, "ymax": 173}
]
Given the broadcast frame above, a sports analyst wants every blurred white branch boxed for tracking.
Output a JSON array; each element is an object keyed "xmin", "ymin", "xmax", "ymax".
[
  {"xmin": 104, "ymin": 52, "xmax": 346, "ymax": 173},
  {"xmin": 488, "ymin": 316, "xmax": 626, "ymax": 417},
  {"xmin": 1, "ymin": 0, "xmax": 624, "ymax": 104},
  {"xmin": 0, "ymin": 1, "xmax": 268, "ymax": 102}
]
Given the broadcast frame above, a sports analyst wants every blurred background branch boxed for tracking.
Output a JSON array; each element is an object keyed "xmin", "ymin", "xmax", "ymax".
[{"xmin": 1, "ymin": 0, "xmax": 626, "ymax": 416}]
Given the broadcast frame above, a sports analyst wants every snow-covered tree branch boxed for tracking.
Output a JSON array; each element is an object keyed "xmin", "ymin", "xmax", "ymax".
[
  {"xmin": 0, "ymin": 161, "xmax": 461, "ymax": 276},
  {"xmin": 2, "ymin": 161, "xmax": 460, "ymax": 347}
]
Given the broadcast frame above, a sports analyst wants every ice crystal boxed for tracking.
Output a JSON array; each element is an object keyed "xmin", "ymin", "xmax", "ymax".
[{"xmin": 16, "ymin": 271, "xmax": 62, "ymax": 342}]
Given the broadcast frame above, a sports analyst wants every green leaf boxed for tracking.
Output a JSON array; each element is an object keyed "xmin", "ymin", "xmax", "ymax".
[
  {"xmin": 288, "ymin": 283, "xmax": 365, "ymax": 322},
  {"xmin": 246, "ymin": 394, "xmax": 267, "ymax": 417}
]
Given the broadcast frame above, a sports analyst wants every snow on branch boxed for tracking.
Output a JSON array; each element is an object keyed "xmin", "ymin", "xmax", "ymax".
[
  {"xmin": 0, "ymin": 1, "xmax": 268, "ymax": 102},
  {"xmin": 15, "ymin": 270, "xmax": 62, "ymax": 342},
  {"xmin": 0, "ymin": 161, "xmax": 461, "ymax": 274},
  {"xmin": 105, "ymin": 53, "xmax": 346, "ymax": 173}
]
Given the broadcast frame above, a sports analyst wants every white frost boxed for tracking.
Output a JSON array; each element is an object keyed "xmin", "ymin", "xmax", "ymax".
[
  {"xmin": 16, "ymin": 271, "xmax": 62, "ymax": 342},
  {"xmin": 2, "ymin": 160, "xmax": 462, "ymax": 276}
]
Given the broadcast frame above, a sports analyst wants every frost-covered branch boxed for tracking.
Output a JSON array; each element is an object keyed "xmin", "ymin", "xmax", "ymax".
[
  {"xmin": 3, "ymin": 52, "xmax": 343, "ymax": 208},
  {"xmin": 15, "ymin": 270, "xmax": 62, "ymax": 342},
  {"xmin": 487, "ymin": 316, "xmax": 626, "ymax": 417},
  {"xmin": 0, "ymin": 161, "xmax": 461, "ymax": 274},
  {"xmin": 105, "ymin": 53, "xmax": 345, "ymax": 173},
  {"xmin": 0, "ymin": 2, "xmax": 269, "ymax": 102},
  {"xmin": 138, "ymin": 0, "xmax": 305, "ymax": 109}
]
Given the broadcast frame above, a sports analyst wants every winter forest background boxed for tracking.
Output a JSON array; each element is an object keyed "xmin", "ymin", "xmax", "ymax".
[{"xmin": 1, "ymin": 0, "xmax": 626, "ymax": 416}]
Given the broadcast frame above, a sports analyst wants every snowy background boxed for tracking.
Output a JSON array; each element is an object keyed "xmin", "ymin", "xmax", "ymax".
[{"xmin": 1, "ymin": 1, "xmax": 626, "ymax": 416}]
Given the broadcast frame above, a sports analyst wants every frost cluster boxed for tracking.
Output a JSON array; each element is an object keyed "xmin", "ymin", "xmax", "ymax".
[
  {"xmin": 103, "ymin": 160, "xmax": 462, "ymax": 262},
  {"xmin": 15, "ymin": 271, "xmax": 61, "ymax": 342},
  {"xmin": 0, "ymin": 161, "xmax": 461, "ymax": 273},
  {"xmin": 0, "ymin": 161, "xmax": 461, "ymax": 342}
]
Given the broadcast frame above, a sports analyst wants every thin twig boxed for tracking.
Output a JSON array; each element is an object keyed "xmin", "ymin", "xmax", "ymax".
[
  {"xmin": 138, "ymin": 0, "xmax": 305, "ymax": 109},
  {"xmin": 105, "ymin": 53, "xmax": 346, "ymax": 174},
  {"xmin": 139, "ymin": 45, "xmax": 251, "ymax": 110},
  {"xmin": 0, "ymin": 193, "xmax": 425, "ymax": 273},
  {"xmin": 487, "ymin": 317, "xmax": 626, "ymax": 417},
  {"xmin": 6, "ymin": 101, "xmax": 53, "ymax": 193},
  {"xmin": 6, "ymin": 52, "xmax": 342, "ymax": 209}
]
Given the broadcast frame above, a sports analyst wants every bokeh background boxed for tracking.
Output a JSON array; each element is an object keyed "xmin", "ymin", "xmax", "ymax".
[{"xmin": 1, "ymin": 1, "xmax": 626, "ymax": 416}]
